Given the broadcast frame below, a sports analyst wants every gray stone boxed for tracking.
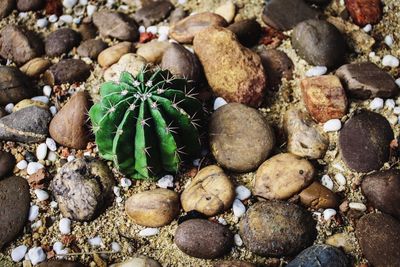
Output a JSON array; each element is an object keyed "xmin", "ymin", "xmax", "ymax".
[
  {"xmin": 77, "ymin": 39, "xmax": 107, "ymax": 59},
  {"xmin": 45, "ymin": 28, "xmax": 81, "ymax": 57},
  {"xmin": 133, "ymin": 0, "xmax": 174, "ymax": 27},
  {"xmin": 93, "ymin": 11, "xmax": 139, "ymax": 41},
  {"xmin": 43, "ymin": 59, "xmax": 91, "ymax": 85},
  {"xmin": 287, "ymin": 244, "xmax": 349, "ymax": 267}
]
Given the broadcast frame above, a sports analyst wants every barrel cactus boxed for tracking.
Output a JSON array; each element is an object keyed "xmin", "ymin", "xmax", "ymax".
[{"xmin": 89, "ymin": 67, "xmax": 203, "ymax": 179}]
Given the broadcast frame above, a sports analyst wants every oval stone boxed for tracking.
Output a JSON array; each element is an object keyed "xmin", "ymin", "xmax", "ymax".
[{"xmin": 287, "ymin": 244, "xmax": 349, "ymax": 267}]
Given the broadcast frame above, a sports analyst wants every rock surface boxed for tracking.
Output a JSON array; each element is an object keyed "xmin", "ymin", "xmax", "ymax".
[
  {"xmin": 98, "ymin": 42, "xmax": 133, "ymax": 68},
  {"xmin": 240, "ymin": 201, "xmax": 317, "ymax": 257},
  {"xmin": 209, "ymin": 103, "xmax": 275, "ymax": 172},
  {"xmin": 133, "ymin": 0, "xmax": 174, "ymax": 27},
  {"xmin": 194, "ymin": 26, "xmax": 266, "ymax": 107},
  {"xmin": 227, "ymin": 19, "xmax": 262, "ymax": 47},
  {"xmin": 137, "ymin": 40, "xmax": 170, "ymax": 63},
  {"xmin": 45, "ymin": 28, "xmax": 81, "ymax": 57},
  {"xmin": 77, "ymin": 39, "xmax": 107, "ymax": 59},
  {"xmin": 339, "ymin": 110, "xmax": 393, "ymax": 172},
  {"xmin": 51, "ymin": 158, "xmax": 115, "ymax": 221},
  {"xmin": 0, "ymin": 151, "xmax": 15, "ymax": 179},
  {"xmin": 43, "ymin": 59, "xmax": 91, "ymax": 85},
  {"xmin": 286, "ymin": 244, "xmax": 349, "ymax": 267},
  {"xmin": 0, "ymin": 66, "xmax": 32, "ymax": 105},
  {"xmin": 93, "ymin": 11, "xmax": 139, "ymax": 41},
  {"xmin": 299, "ymin": 181, "xmax": 338, "ymax": 209},
  {"xmin": 103, "ymin": 53, "xmax": 147, "ymax": 82}
]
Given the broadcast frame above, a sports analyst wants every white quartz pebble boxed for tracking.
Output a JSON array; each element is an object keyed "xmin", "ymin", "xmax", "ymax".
[
  {"xmin": 31, "ymin": 96, "xmax": 49, "ymax": 104},
  {"xmin": 73, "ymin": 17, "xmax": 81, "ymax": 25},
  {"xmin": 28, "ymin": 205, "xmax": 39, "ymax": 221},
  {"xmin": 36, "ymin": 143, "xmax": 48, "ymax": 160},
  {"xmin": 31, "ymin": 220, "xmax": 42, "ymax": 229},
  {"xmin": 60, "ymin": 15, "xmax": 73, "ymax": 24},
  {"xmin": 53, "ymin": 241, "xmax": 67, "ymax": 254},
  {"xmin": 49, "ymin": 14, "xmax": 58, "ymax": 23},
  {"xmin": 138, "ymin": 25, "xmax": 146, "ymax": 33},
  {"xmin": 157, "ymin": 175, "xmax": 174, "ymax": 188},
  {"xmin": 63, "ymin": 0, "xmax": 78, "ymax": 9},
  {"xmin": 67, "ymin": 155, "xmax": 75, "ymax": 162},
  {"xmin": 43, "ymin": 85, "xmax": 52, "ymax": 97},
  {"xmin": 47, "ymin": 151, "xmax": 58, "ymax": 162},
  {"xmin": 111, "ymin": 242, "xmax": 121, "ymax": 252},
  {"xmin": 5, "ymin": 103, "xmax": 14, "ymax": 113},
  {"xmin": 36, "ymin": 18, "xmax": 48, "ymax": 28},
  {"xmin": 11, "ymin": 245, "xmax": 27, "ymax": 262},
  {"xmin": 235, "ymin": 185, "xmax": 251, "ymax": 200},
  {"xmin": 232, "ymin": 199, "xmax": 246, "ymax": 218},
  {"xmin": 334, "ymin": 173, "xmax": 346, "ymax": 186},
  {"xmin": 28, "ymin": 247, "xmax": 46, "ymax": 265},
  {"xmin": 323, "ymin": 208, "xmax": 337, "ymax": 221},
  {"xmin": 321, "ymin": 175, "xmax": 334, "ymax": 190},
  {"xmin": 213, "ymin": 97, "xmax": 227, "ymax": 110},
  {"xmin": 158, "ymin": 26, "xmax": 169, "ymax": 36},
  {"xmin": 50, "ymin": 201, "xmax": 58, "ymax": 208},
  {"xmin": 382, "ymin": 55, "xmax": 400, "ymax": 68},
  {"xmin": 16, "ymin": 160, "xmax": 28, "ymax": 170},
  {"xmin": 323, "ymin": 119, "xmax": 341, "ymax": 132},
  {"xmin": 349, "ymin": 202, "xmax": 367, "ymax": 211},
  {"xmin": 88, "ymin": 236, "xmax": 102, "ymax": 247},
  {"xmin": 120, "ymin": 177, "xmax": 132, "ymax": 188},
  {"xmin": 394, "ymin": 106, "xmax": 400, "ymax": 114},
  {"xmin": 362, "ymin": 24, "xmax": 372, "ymax": 32},
  {"xmin": 305, "ymin": 66, "xmax": 327, "ymax": 77},
  {"xmin": 369, "ymin": 97, "xmax": 384, "ymax": 110},
  {"xmin": 146, "ymin": 26, "xmax": 158, "ymax": 34},
  {"xmin": 384, "ymin": 35, "xmax": 394, "ymax": 47},
  {"xmin": 59, "ymin": 218, "xmax": 71, "ymax": 234},
  {"xmin": 27, "ymin": 162, "xmax": 44, "ymax": 175},
  {"xmin": 79, "ymin": 0, "xmax": 88, "ymax": 4},
  {"xmin": 234, "ymin": 234, "xmax": 243, "ymax": 246},
  {"xmin": 385, "ymin": 99, "xmax": 395, "ymax": 109},
  {"xmin": 50, "ymin": 106, "xmax": 58, "ymax": 116},
  {"xmin": 34, "ymin": 189, "xmax": 49, "ymax": 201},
  {"xmin": 46, "ymin": 138, "xmax": 57, "ymax": 152},
  {"xmin": 139, "ymin": 228, "xmax": 159, "ymax": 237},
  {"xmin": 113, "ymin": 186, "xmax": 120, "ymax": 196},
  {"xmin": 87, "ymin": 4, "xmax": 97, "ymax": 16},
  {"xmin": 218, "ymin": 217, "xmax": 227, "ymax": 225}
]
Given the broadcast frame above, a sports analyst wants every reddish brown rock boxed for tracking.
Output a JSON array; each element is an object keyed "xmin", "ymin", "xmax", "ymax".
[
  {"xmin": 49, "ymin": 92, "xmax": 90, "ymax": 149},
  {"xmin": 299, "ymin": 182, "xmax": 338, "ymax": 209},
  {"xmin": 301, "ymin": 75, "xmax": 348, "ymax": 123},
  {"xmin": 345, "ymin": 0, "xmax": 382, "ymax": 26}
]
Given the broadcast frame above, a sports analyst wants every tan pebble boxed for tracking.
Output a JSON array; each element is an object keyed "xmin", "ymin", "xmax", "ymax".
[
  {"xmin": 13, "ymin": 99, "xmax": 48, "ymax": 112},
  {"xmin": 325, "ymin": 232, "xmax": 356, "ymax": 253},
  {"xmin": 20, "ymin": 58, "xmax": 51, "ymax": 77},
  {"xmin": 136, "ymin": 40, "xmax": 170, "ymax": 63},
  {"xmin": 215, "ymin": 1, "xmax": 236, "ymax": 23},
  {"xmin": 98, "ymin": 42, "xmax": 134, "ymax": 68},
  {"xmin": 103, "ymin": 53, "xmax": 147, "ymax": 82},
  {"xmin": 299, "ymin": 181, "xmax": 338, "ymax": 209}
]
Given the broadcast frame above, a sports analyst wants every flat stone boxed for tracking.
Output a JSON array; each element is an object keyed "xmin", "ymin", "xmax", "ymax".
[
  {"xmin": 43, "ymin": 59, "xmax": 91, "ymax": 85},
  {"xmin": 133, "ymin": 0, "xmax": 174, "ymax": 27},
  {"xmin": 45, "ymin": 28, "xmax": 81, "ymax": 57},
  {"xmin": 93, "ymin": 11, "xmax": 139, "ymax": 41},
  {"xmin": 77, "ymin": 39, "xmax": 107, "ymax": 59},
  {"xmin": 287, "ymin": 244, "xmax": 349, "ymax": 267}
]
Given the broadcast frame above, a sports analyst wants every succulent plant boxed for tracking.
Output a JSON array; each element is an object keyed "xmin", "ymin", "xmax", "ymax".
[{"xmin": 89, "ymin": 67, "xmax": 203, "ymax": 179}]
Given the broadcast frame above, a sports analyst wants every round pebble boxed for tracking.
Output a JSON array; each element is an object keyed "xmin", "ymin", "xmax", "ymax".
[
  {"xmin": 16, "ymin": 160, "xmax": 28, "ymax": 170},
  {"xmin": 111, "ymin": 242, "xmax": 121, "ymax": 252},
  {"xmin": 11, "ymin": 245, "xmax": 27, "ymax": 262},
  {"xmin": 27, "ymin": 162, "xmax": 44, "ymax": 175},
  {"xmin": 36, "ymin": 18, "xmax": 48, "ymax": 28},
  {"xmin": 59, "ymin": 218, "xmax": 71, "ymax": 234},
  {"xmin": 321, "ymin": 174, "xmax": 334, "ymax": 190},
  {"xmin": 63, "ymin": 0, "xmax": 78, "ymax": 9},
  {"xmin": 305, "ymin": 66, "xmax": 327, "ymax": 77},
  {"xmin": 323, "ymin": 119, "xmax": 342, "ymax": 132},
  {"xmin": 382, "ymin": 55, "xmax": 399, "ymax": 68},
  {"xmin": 157, "ymin": 175, "xmax": 173, "ymax": 188},
  {"xmin": 28, "ymin": 205, "xmax": 39, "ymax": 221},
  {"xmin": 43, "ymin": 85, "xmax": 52, "ymax": 97},
  {"xmin": 385, "ymin": 35, "xmax": 394, "ymax": 47},
  {"xmin": 5, "ymin": 103, "xmax": 14, "ymax": 113},
  {"xmin": 139, "ymin": 228, "xmax": 159, "ymax": 237},
  {"xmin": 45, "ymin": 138, "xmax": 57, "ymax": 151},
  {"xmin": 232, "ymin": 199, "xmax": 246, "ymax": 218},
  {"xmin": 323, "ymin": 208, "xmax": 337, "ymax": 220},
  {"xmin": 28, "ymin": 247, "xmax": 46, "ymax": 265},
  {"xmin": 235, "ymin": 185, "xmax": 251, "ymax": 200},
  {"xmin": 348, "ymin": 202, "xmax": 367, "ymax": 211},
  {"xmin": 88, "ymin": 236, "xmax": 102, "ymax": 246},
  {"xmin": 213, "ymin": 97, "xmax": 228, "ymax": 110},
  {"xmin": 370, "ymin": 97, "xmax": 384, "ymax": 110},
  {"xmin": 36, "ymin": 143, "xmax": 48, "ymax": 160},
  {"xmin": 34, "ymin": 189, "xmax": 49, "ymax": 201},
  {"xmin": 120, "ymin": 177, "xmax": 132, "ymax": 188}
]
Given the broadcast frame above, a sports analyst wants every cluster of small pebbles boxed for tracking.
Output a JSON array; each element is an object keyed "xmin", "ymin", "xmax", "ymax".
[{"xmin": 0, "ymin": 0, "xmax": 399, "ymax": 266}]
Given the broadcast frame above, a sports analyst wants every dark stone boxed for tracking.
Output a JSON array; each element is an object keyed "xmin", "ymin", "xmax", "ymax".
[
  {"xmin": 78, "ymin": 23, "xmax": 98, "ymax": 41},
  {"xmin": 0, "ymin": 0, "xmax": 15, "ymax": 19},
  {"xmin": 227, "ymin": 19, "xmax": 262, "ymax": 47},
  {"xmin": 37, "ymin": 260, "xmax": 85, "ymax": 267},
  {"xmin": 45, "ymin": 28, "xmax": 81, "ymax": 57},
  {"xmin": 93, "ymin": 11, "xmax": 139, "ymax": 41},
  {"xmin": 336, "ymin": 62, "xmax": 399, "ymax": 99},
  {"xmin": 77, "ymin": 39, "xmax": 107, "ymax": 59},
  {"xmin": 177, "ymin": 210, "xmax": 207, "ymax": 224},
  {"xmin": 214, "ymin": 261, "xmax": 256, "ymax": 267},
  {"xmin": 0, "ymin": 106, "xmax": 52, "ymax": 143},
  {"xmin": 262, "ymin": 0, "xmax": 320, "ymax": 31},
  {"xmin": 259, "ymin": 48, "xmax": 294, "ymax": 90},
  {"xmin": 16, "ymin": 0, "xmax": 44, "ymax": 11},
  {"xmin": 287, "ymin": 244, "xmax": 349, "ymax": 267},
  {"xmin": 133, "ymin": 0, "xmax": 174, "ymax": 27},
  {"xmin": 339, "ymin": 110, "xmax": 393, "ymax": 172},
  {"xmin": 43, "ymin": 59, "xmax": 91, "ymax": 85},
  {"xmin": 24, "ymin": 151, "xmax": 37, "ymax": 163},
  {"xmin": 0, "ymin": 151, "xmax": 15, "ymax": 179},
  {"xmin": 0, "ymin": 176, "xmax": 30, "ymax": 249},
  {"xmin": 292, "ymin": 19, "xmax": 346, "ymax": 68},
  {"xmin": 0, "ymin": 66, "xmax": 33, "ymax": 105}
]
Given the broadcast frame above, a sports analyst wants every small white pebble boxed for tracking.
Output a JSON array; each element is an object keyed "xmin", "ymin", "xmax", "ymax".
[
  {"xmin": 388, "ymin": 115, "xmax": 398, "ymax": 125},
  {"xmin": 232, "ymin": 199, "xmax": 246, "ymax": 218},
  {"xmin": 113, "ymin": 186, "xmax": 120, "ymax": 196},
  {"xmin": 63, "ymin": 0, "xmax": 78, "ymax": 9},
  {"xmin": 60, "ymin": 15, "xmax": 73, "ymax": 24},
  {"xmin": 139, "ymin": 228, "xmax": 159, "ymax": 237},
  {"xmin": 323, "ymin": 119, "xmax": 341, "ymax": 132},
  {"xmin": 106, "ymin": 0, "xmax": 115, "ymax": 6},
  {"xmin": 111, "ymin": 242, "xmax": 121, "ymax": 252},
  {"xmin": 349, "ymin": 202, "xmax": 367, "ymax": 211},
  {"xmin": 385, "ymin": 99, "xmax": 396, "ymax": 109},
  {"xmin": 158, "ymin": 25, "xmax": 169, "ymax": 35},
  {"xmin": 28, "ymin": 205, "xmax": 39, "ymax": 221},
  {"xmin": 234, "ymin": 234, "xmax": 243, "ymax": 246},
  {"xmin": 53, "ymin": 241, "xmax": 66, "ymax": 254},
  {"xmin": 16, "ymin": 160, "xmax": 28, "ymax": 170},
  {"xmin": 5, "ymin": 103, "xmax": 14, "ymax": 113},
  {"xmin": 362, "ymin": 24, "xmax": 372, "ymax": 32},
  {"xmin": 34, "ymin": 189, "xmax": 49, "ymax": 201},
  {"xmin": 146, "ymin": 26, "xmax": 158, "ymax": 35},
  {"xmin": 332, "ymin": 162, "xmax": 345, "ymax": 172},
  {"xmin": 116, "ymin": 196, "xmax": 123, "ymax": 203},
  {"xmin": 36, "ymin": 143, "xmax": 48, "ymax": 161},
  {"xmin": 235, "ymin": 185, "xmax": 251, "ymax": 200},
  {"xmin": 28, "ymin": 247, "xmax": 46, "ymax": 265},
  {"xmin": 178, "ymin": 0, "xmax": 186, "ymax": 4},
  {"xmin": 382, "ymin": 55, "xmax": 400, "ymax": 68},
  {"xmin": 157, "ymin": 175, "xmax": 174, "ymax": 188},
  {"xmin": 45, "ymin": 138, "xmax": 57, "ymax": 152},
  {"xmin": 384, "ymin": 35, "xmax": 394, "ymax": 47},
  {"xmin": 50, "ymin": 201, "xmax": 58, "ymax": 208},
  {"xmin": 370, "ymin": 97, "xmax": 384, "ymax": 110},
  {"xmin": 323, "ymin": 208, "xmax": 337, "ymax": 221},
  {"xmin": 305, "ymin": 66, "xmax": 327, "ymax": 77},
  {"xmin": 31, "ymin": 96, "xmax": 49, "ymax": 104},
  {"xmin": 334, "ymin": 173, "xmax": 346, "ymax": 186},
  {"xmin": 158, "ymin": 34, "xmax": 168, "ymax": 42},
  {"xmin": 192, "ymin": 158, "xmax": 201, "ymax": 167},
  {"xmin": 27, "ymin": 162, "xmax": 44, "ymax": 175},
  {"xmin": 59, "ymin": 218, "xmax": 71, "ymax": 234},
  {"xmin": 67, "ymin": 155, "xmax": 75, "ymax": 162},
  {"xmin": 43, "ymin": 85, "xmax": 52, "ymax": 97},
  {"xmin": 36, "ymin": 18, "xmax": 48, "ymax": 28},
  {"xmin": 321, "ymin": 175, "xmax": 334, "ymax": 190},
  {"xmin": 47, "ymin": 151, "xmax": 58, "ymax": 162},
  {"xmin": 18, "ymin": 12, "xmax": 28, "ymax": 19},
  {"xmin": 88, "ymin": 236, "xmax": 102, "ymax": 247},
  {"xmin": 79, "ymin": 0, "xmax": 88, "ymax": 4},
  {"xmin": 394, "ymin": 106, "xmax": 400, "ymax": 114},
  {"xmin": 31, "ymin": 220, "xmax": 42, "ymax": 229},
  {"xmin": 217, "ymin": 217, "xmax": 227, "ymax": 225},
  {"xmin": 49, "ymin": 106, "xmax": 58, "ymax": 116},
  {"xmin": 138, "ymin": 25, "xmax": 146, "ymax": 33},
  {"xmin": 213, "ymin": 97, "xmax": 227, "ymax": 110},
  {"xmin": 11, "ymin": 245, "xmax": 28, "ymax": 262},
  {"xmin": 120, "ymin": 177, "xmax": 132, "ymax": 188},
  {"xmin": 87, "ymin": 4, "xmax": 97, "ymax": 16},
  {"xmin": 369, "ymin": 51, "xmax": 376, "ymax": 58},
  {"xmin": 49, "ymin": 14, "xmax": 58, "ymax": 23},
  {"xmin": 73, "ymin": 17, "xmax": 81, "ymax": 25}
]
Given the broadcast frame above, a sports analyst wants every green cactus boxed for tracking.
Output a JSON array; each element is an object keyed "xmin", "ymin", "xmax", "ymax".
[{"xmin": 89, "ymin": 67, "xmax": 203, "ymax": 179}]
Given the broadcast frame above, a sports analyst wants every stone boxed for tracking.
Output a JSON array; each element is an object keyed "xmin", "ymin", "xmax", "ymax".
[
  {"xmin": 356, "ymin": 213, "xmax": 400, "ymax": 267},
  {"xmin": 37, "ymin": 260, "xmax": 85, "ymax": 267},
  {"xmin": 209, "ymin": 103, "xmax": 275, "ymax": 172},
  {"xmin": 0, "ymin": 25, "xmax": 44, "ymax": 65},
  {"xmin": 0, "ymin": 151, "xmax": 15, "ymax": 179},
  {"xmin": 240, "ymin": 201, "xmax": 317, "ymax": 257},
  {"xmin": 51, "ymin": 158, "xmax": 115, "ymax": 221},
  {"xmin": 170, "ymin": 12, "xmax": 228, "ymax": 43},
  {"xmin": 169, "ymin": 7, "xmax": 187, "ymax": 24},
  {"xmin": 125, "ymin": 188, "xmax": 180, "ymax": 227},
  {"xmin": 136, "ymin": 40, "xmax": 170, "ymax": 63},
  {"xmin": 175, "ymin": 219, "xmax": 234, "ymax": 259},
  {"xmin": 133, "ymin": 0, "xmax": 174, "ymax": 27},
  {"xmin": 284, "ymin": 108, "xmax": 328, "ymax": 159},
  {"xmin": 0, "ymin": 176, "xmax": 30, "ymax": 249},
  {"xmin": 43, "ymin": 59, "xmax": 91, "ymax": 85},
  {"xmin": 262, "ymin": 0, "xmax": 320, "ymax": 31},
  {"xmin": 20, "ymin": 58, "xmax": 51, "ymax": 77},
  {"xmin": 98, "ymin": 42, "xmax": 133, "ymax": 68},
  {"xmin": 45, "ymin": 28, "xmax": 81, "ymax": 57},
  {"xmin": 215, "ymin": 1, "xmax": 236, "ymax": 23},
  {"xmin": 110, "ymin": 256, "xmax": 161, "ymax": 267},
  {"xmin": 325, "ymin": 232, "xmax": 356, "ymax": 253},
  {"xmin": 161, "ymin": 42, "xmax": 202, "ymax": 83},
  {"xmin": 0, "ymin": 0, "xmax": 15, "ymax": 19},
  {"xmin": 339, "ymin": 110, "xmax": 393, "ymax": 172},
  {"xmin": 301, "ymin": 75, "xmax": 348, "ymax": 123},
  {"xmin": 292, "ymin": 19, "xmax": 346, "ymax": 68},
  {"xmin": 181, "ymin": 165, "xmax": 235, "ymax": 216},
  {"xmin": 103, "ymin": 53, "xmax": 147, "ymax": 82},
  {"xmin": 16, "ymin": 0, "xmax": 44, "ymax": 11},
  {"xmin": 254, "ymin": 153, "xmax": 315, "ymax": 200},
  {"xmin": 77, "ymin": 39, "xmax": 107, "ymax": 59},
  {"xmin": 0, "ymin": 66, "xmax": 32, "ymax": 105},
  {"xmin": 335, "ymin": 62, "xmax": 398, "ymax": 99},
  {"xmin": 286, "ymin": 244, "xmax": 349, "ymax": 267},
  {"xmin": 93, "ymin": 11, "xmax": 139, "ymax": 41},
  {"xmin": 227, "ymin": 19, "xmax": 262, "ymax": 47},
  {"xmin": 361, "ymin": 169, "xmax": 400, "ymax": 220},
  {"xmin": 13, "ymin": 99, "xmax": 48, "ymax": 112},
  {"xmin": 259, "ymin": 48, "xmax": 294, "ymax": 91},
  {"xmin": 0, "ymin": 106, "xmax": 51, "ymax": 143},
  {"xmin": 299, "ymin": 182, "xmax": 338, "ymax": 209},
  {"xmin": 194, "ymin": 27, "xmax": 266, "ymax": 107},
  {"xmin": 214, "ymin": 261, "xmax": 256, "ymax": 267},
  {"xmin": 78, "ymin": 22, "xmax": 98, "ymax": 41},
  {"xmin": 345, "ymin": 0, "xmax": 382, "ymax": 26}
]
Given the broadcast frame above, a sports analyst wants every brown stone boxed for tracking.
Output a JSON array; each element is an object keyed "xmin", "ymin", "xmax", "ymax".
[
  {"xmin": 0, "ymin": 151, "xmax": 15, "ymax": 179},
  {"xmin": 93, "ymin": 11, "xmax": 139, "ymax": 41},
  {"xmin": 20, "ymin": 57, "xmax": 51, "ymax": 77},
  {"xmin": 0, "ymin": 0, "xmax": 15, "ymax": 19},
  {"xmin": 301, "ymin": 75, "xmax": 348, "ymax": 123},
  {"xmin": 299, "ymin": 182, "xmax": 338, "ymax": 209},
  {"xmin": 77, "ymin": 39, "xmax": 107, "ymax": 59},
  {"xmin": 98, "ymin": 42, "xmax": 133, "ymax": 68},
  {"xmin": 43, "ymin": 59, "xmax": 91, "ymax": 85},
  {"xmin": 345, "ymin": 0, "xmax": 382, "ymax": 26}
]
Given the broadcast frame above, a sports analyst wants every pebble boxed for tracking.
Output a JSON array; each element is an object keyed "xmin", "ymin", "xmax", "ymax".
[
  {"xmin": 97, "ymin": 42, "xmax": 133, "ymax": 68},
  {"xmin": 50, "ymin": 106, "xmax": 57, "ymax": 116},
  {"xmin": 321, "ymin": 175, "xmax": 334, "ymax": 190},
  {"xmin": 385, "ymin": 99, "xmax": 395, "ymax": 109},
  {"xmin": 385, "ymin": 35, "xmax": 394, "ymax": 46},
  {"xmin": 299, "ymin": 182, "xmax": 338, "ymax": 209},
  {"xmin": 42, "ymin": 85, "xmax": 52, "ymax": 97},
  {"xmin": 370, "ymin": 97, "xmax": 384, "ymax": 110},
  {"xmin": 45, "ymin": 28, "xmax": 81, "ymax": 57},
  {"xmin": 235, "ymin": 185, "xmax": 251, "ymax": 200},
  {"xmin": 34, "ymin": 189, "xmax": 49, "ymax": 201},
  {"xmin": 16, "ymin": 160, "xmax": 28, "ymax": 170},
  {"xmin": 103, "ymin": 53, "xmax": 147, "ymax": 82},
  {"xmin": 28, "ymin": 205, "xmax": 39, "ymax": 221},
  {"xmin": 45, "ymin": 138, "xmax": 57, "ymax": 152},
  {"xmin": 232, "ymin": 199, "xmax": 246, "ymax": 218},
  {"xmin": 139, "ymin": 228, "xmax": 159, "ymax": 237},
  {"xmin": 88, "ymin": 236, "xmax": 102, "ymax": 246},
  {"xmin": 27, "ymin": 162, "xmax": 44, "ymax": 175},
  {"xmin": 362, "ymin": 24, "xmax": 372, "ymax": 32},
  {"xmin": 49, "ymin": 15, "xmax": 58, "ymax": 23},
  {"xmin": 59, "ymin": 218, "xmax": 71, "ymax": 234},
  {"xmin": 120, "ymin": 177, "xmax": 132, "ymax": 188},
  {"xmin": 11, "ymin": 245, "xmax": 27, "ymax": 262},
  {"xmin": 382, "ymin": 55, "xmax": 400, "ymax": 67},
  {"xmin": 44, "ymin": 59, "xmax": 91, "ymax": 85},
  {"xmin": 234, "ymin": 234, "xmax": 243, "ymax": 247},
  {"xmin": 133, "ymin": 0, "xmax": 174, "ymax": 27},
  {"xmin": 157, "ymin": 175, "xmax": 173, "ymax": 188},
  {"xmin": 348, "ymin": 202, "xmax": 366, "ymax": 211},
  {"xmin": 47, "ymin": 151, "xmax": 57, "ymax": 161},
  {"xmin": 111, "ymin": 242, "xmax": 120, "ymax": 252},
  {"xmin": 36, "ymin": 143, "xmax": 48, "ymax": 161},
  {"xmin": 63, "ymin": 0, "xmax": 77, "ymax": 9},
  {"xmin": 323, "ymin": 119, "xmax": 342, "ymax": 132},
  {"xmin": 229, "ymin": 19, "xmax": 262, "ymax": 48},
  {"xmin": 214, "ymin": 1, "xmax": 236, "ymax": 23},
  {"xmin": 93, "ymin": 11, "xmax": 139, "ymax": 41},
  {"xmin": 5, "ymin": 103, "xmax": 14, "ymax": 113},
  {"xmin": 87, "ymin": 4, "xmax": 97, "ymax": 16},
  {"xmin": 59, "ymin": 15, "xmax": 73, "ymax": 24},
  {"xmin": 287, "ymin": 244, "xmax": 349, "ymax": 267},
  {"xmin": 213, "ymin": 97, "xmax": 227, "ymax": 110},
  {"xmin": 31, "ymin": 96, "xmax": 49, "ymax": 104},
  {"xmin": 28, "ymin": 247, "xmax": 46, "ymax": 265},
  {"xmin": 323, "ymin": 208, "xmax": 337, "ymax": 220},
  {"xmin": 37, "ymin": 18, "xmax": 48, "ymax": 28},
  {"xmin": 334, "ymin": 173, "xmax": 346, "ymax": 186},
  {"xmin": 305, "ymin": 66, "xmax": 328, "ymax": 77}
]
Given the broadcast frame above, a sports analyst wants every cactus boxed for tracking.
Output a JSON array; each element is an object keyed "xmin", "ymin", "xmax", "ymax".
[{"xmin": 89, "ymin": 67, "xmax": 203, "ymax": 179}]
